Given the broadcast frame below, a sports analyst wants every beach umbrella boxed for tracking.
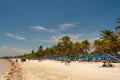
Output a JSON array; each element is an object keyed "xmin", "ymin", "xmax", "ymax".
[
  {"xmin": 65, "ymin": 56, "xmax": 69, "ymax": 58},
  {"xmin": 60, "ymin": 56, "xmax": 65, "ymax": 59},
  {"xmin": 101, "ymin": 54, "xmax": 111, "ymax": 59},
  {"xmin": 86, "ymin": 56, "xmax": 93, "ymax": 58},
  {"xmin": 94, "ymin": 55, "xmax": 101, "ymax": 59},
  {"xmin": 78, "ymin": 56, "xmax": 86, "ymax": 59},
  {"xmin": 113, "ymin": 54, "xmax": 119, "ymax": 58}
]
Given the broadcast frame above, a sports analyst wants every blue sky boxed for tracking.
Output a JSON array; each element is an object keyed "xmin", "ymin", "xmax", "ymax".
[{"xmin": 0, "ymin": 0, "xmax": 120, "ymax": 56}]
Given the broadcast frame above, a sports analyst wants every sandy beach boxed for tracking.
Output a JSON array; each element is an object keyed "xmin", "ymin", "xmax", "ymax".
[
  {"xmin": 4, "ymin": 59, "xmax": 22, "ymax": 80},
  {"xmin": 5, "ymin": 59, "xmax": 119, "ymax": 80},
  {"xmin": 0, "ymin": 59, "xmax": 10, "ymax": 80}
]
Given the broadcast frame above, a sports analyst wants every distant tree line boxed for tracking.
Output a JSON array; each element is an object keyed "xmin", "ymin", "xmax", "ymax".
[{"xmin": 17, "ymin": 18, "xmax": 120, "ymax": 59}]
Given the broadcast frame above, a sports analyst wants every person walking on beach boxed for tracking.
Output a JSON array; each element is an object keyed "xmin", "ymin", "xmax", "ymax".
[
  {"xmin": 21, "ymin": 58, "xmax": 26, "ymax": 63},
  {"xmin": 15, "ymin": 59, "xmax": 18, "ymax": 63},
  {"xmin": 65, "ymin": 58, "xmax": 67, "ymax": 65},
  {"xmin": 65, "ymin": 58, "xmax": 70, "ymax": 65}
]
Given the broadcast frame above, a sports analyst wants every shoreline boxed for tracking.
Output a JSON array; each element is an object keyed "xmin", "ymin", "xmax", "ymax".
[
  {"xmin": 0, "ymin": 59, "xmax": 11, "ymax": 80},
  {"xmin": 4, "ymin": 59, "xmax": 23, "ymax": 80}
]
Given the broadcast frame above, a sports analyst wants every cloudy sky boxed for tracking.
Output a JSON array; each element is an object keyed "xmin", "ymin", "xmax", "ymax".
[{"xmin": 0, "ymin": 0, "xmax": 120, "ymax": 57}]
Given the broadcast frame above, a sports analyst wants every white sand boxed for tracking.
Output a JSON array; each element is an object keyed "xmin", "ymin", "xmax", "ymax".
[
  {"xmin": 18, "ymin": 60, "xmax": 120, "ymax": 80},
  {"xmin": 0, "ymin": 59, "xmax": 10, "ymax": 80}
]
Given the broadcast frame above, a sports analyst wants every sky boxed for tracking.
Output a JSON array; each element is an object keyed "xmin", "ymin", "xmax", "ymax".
[{"xmin": 0, "ymin": 0, "xmax": 120, "ymax": 57}]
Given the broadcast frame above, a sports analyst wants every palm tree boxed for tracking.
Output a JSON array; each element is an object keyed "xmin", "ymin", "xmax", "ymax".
[
  {"xmin": 101, "ymin": 30, "xmax": 113, "ymax": 40},
  {"xmin": 31, "ymin": 50, "xmax": 36, "ymax": 59},
  {"xmin": 72, "ymin": 42, "xmax": 84, "ymax": 56},
  {"xmin": 56, "ymin": 42, "xmax": 63, "ymax": 56},
  {"xmin": 81, "ymin": 40, "xmax": 90, "ymax": 55},
  {"xmin": 60, "ymin": 36, "xmax": 72, "ymax": 56},
  {"xmin": 36, "ymin": 45, "xmax": 44, "ymax": 59},
  {"xmin": 44, "ymin": 47, "xmax": 53, "ymax": 58},
  {"xmin": 115, "ymin": 26, "xmax": 120, "ymax": 33},
  {"xmin": 116, "ymin": 18, "xmax": 120, "ymax": 23},
  {"xmin": 93, "ymin": 39, "xmax": 107, "ymax": 54},
  {"xmin": 52, "ymin": 45, "xmax": 59, "ymax": 55},
  {"xmin": 95, "ymin": 29, "xmax": 120, "ymax": 54},
  {"xmin": 115, "ymin": 18, "xmax": 120, "ymax": 33},
  {"xmin": 99, "ymin": 30, "xmax": 114, "ymax": 54},
  {"xmin": 108, "ymin": 35, "xmax": 120, "ymax": 54}
]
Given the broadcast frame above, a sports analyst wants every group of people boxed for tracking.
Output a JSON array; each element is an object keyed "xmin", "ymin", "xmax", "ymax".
[
  {"xmin": 15, "ymin": 58, "xmax": 114, "ymax": 67},
  {"xmin": 102, "ymin": 59, "xmax": 112, "ymax": 67},
  {"xmin": 64, "ymin": 58, "xmax": 71, "ymax": 65},
  {"xmin": 15, "ymin": 58, "xmax": 26, "ymax": 63}
]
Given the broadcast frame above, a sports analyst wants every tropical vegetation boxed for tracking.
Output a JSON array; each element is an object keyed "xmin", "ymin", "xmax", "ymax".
[{"xmin": 18, "ymin": 19, "xmax": 120, "ymax": 59}]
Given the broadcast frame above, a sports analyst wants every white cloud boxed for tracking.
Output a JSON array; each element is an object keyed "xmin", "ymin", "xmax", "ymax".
[
  {"xmin": 49, "ymin": 29, "xmax": 58, "ymax": 33},
  {"xmin": 89, "ymin": 37, "xmax": 100, "ymax": 43},
  {"xmin": 5, "ymin": 33, "xmax": 26, "ymax": 40},
  {"xmin": 6, "ymin": 33, "xmax": 14, "ymax": 37},
  {"xmin": 0, "ymin": 46, "xmax": 31, "ymax": 57},
  {"xmin": 52, "ymin": 33, "xmax": 100, "ymax": 43},
  {"xmin": 60, "ymin": 23, "xmax": 75, "ymax": 29},
  {"xmin": 52, "ymin": 34, "xmax": 84, "ymax": 42},
  {"xmin": 15, "ymin": 36, "xmax": 26, "ymax": 40},
  {"xmin": 31, "ymin": 23, "xmax": 77, "ymax": 33},
  {"xmin": 32, "ymin": 26, "xmax": 48, "ymax": 31}
]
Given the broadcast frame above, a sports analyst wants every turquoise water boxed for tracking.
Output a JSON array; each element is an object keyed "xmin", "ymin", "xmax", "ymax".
[{"xmin": 0, "ymin": 59, "xmax": 10, "ymax": 80}]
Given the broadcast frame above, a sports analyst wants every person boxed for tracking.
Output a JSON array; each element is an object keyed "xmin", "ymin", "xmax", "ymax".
[
  {"xmin": 102, "ymin": 59, "xmax": 106, "ymax": 67},
  {"xmin": 21, "ymin": 58, "xmax": 26, "ymax": 63},
  {"xmin": 107, "ymin": 59, "xmax": 112, "ymax": 67},
  {"xmin": 65, "ymin": 58, "xmax": 70, "ymax": 65},
  {"xmin": 15, "ymin": 59, "xmax": 18, "ymax": 62},
  {"xmin": 65, "ymin": 58, "xmax": 67, "ymax": 65},
  {"xmin": 38, "ymin": 57, "xmax": 41, "ymax": 62}
]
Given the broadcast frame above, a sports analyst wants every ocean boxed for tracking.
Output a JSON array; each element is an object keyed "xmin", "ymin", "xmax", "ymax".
[{"xmin": 0, "ymin": 59, "xmax": 10, "ymax": 80}]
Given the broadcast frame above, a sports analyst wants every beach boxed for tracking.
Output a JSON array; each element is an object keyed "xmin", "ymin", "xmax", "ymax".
[
  {"xmin": 8, "ymin": 59, "xmax": 120, "ymax": 80},
  {"xmin": 0, "ymin": 59, "xmax": 10, "ymax": 80}
]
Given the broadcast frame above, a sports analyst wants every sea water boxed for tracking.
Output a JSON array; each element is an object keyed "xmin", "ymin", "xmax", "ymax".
[{"xmin": 0, "ymin": 59, "xmax": 10, "ymax": 80}]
